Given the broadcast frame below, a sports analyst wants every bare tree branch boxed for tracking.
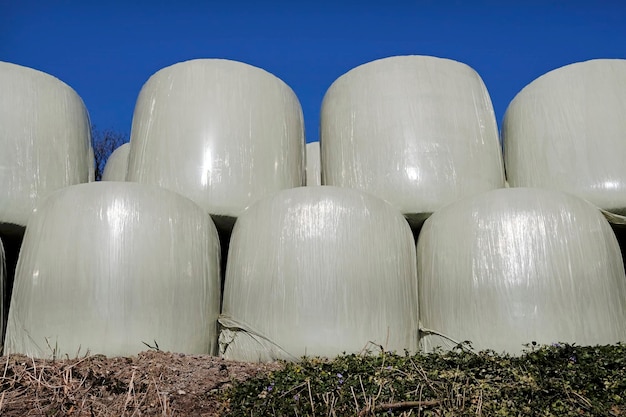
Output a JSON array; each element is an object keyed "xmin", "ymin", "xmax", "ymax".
[{"xmin": 91, "ymin": 126, "xmax": 129, "ymax": 181}]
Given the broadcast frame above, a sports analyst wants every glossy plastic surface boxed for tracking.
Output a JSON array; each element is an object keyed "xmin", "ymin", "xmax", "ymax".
[
  {"xmin": 102, "ymin": 143, "xmax": 130, "ymax": 181},
  {"xmin": 0, "ymin": 62, "xmax": 94, "ymax": 228},
  {"xmin": 321, "ymin": 55, "xmax": 504, "ymax": 224},
  {"xmin": 126, "ymin": 59, "xmax": 305, "ymax": 220},
  {"xmin": 306, "ymin": 141, "xmax": 321, "ymax": 186},
  {"xmin": 417, "ymin": 187, "xmax": 626, "ymax": 354},
  {"xmin": 503, "ymin": 59, "xmax": 626, "ymax": 216},
  {"xmin": 5, "ymin": 182, "xmax": 221, "ymax": 358},
  {"xmin": 220, "ymin": 186, "xmax": 418, "ymax": 361}
]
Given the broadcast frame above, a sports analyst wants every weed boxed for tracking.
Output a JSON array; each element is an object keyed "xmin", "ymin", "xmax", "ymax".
[
  {"xmin": 225, "ymin": 343, "xmax": 626, "ymax": 416},
  {"xmin": 142, "ymin": 340, "xmax": 160, "ymax": 352}
]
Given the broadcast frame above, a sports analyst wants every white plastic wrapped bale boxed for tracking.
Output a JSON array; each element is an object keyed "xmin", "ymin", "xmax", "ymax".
[
  {"xmin": 127, "ymin": 59, "xmax": 305, "ymax": 230},
  {"xmin": 320, "ymin": 55, "xmax": 504, "ymax": 226},
  {"xmin": 417, "ymin": 187, "xmax": 626, "ymax": 354},
  {"xmin": 503, "ymin": 59, "xmax": 626, "ymax": 216},
  {"xmin": 102, "ymin": 142, "xmax": 130, "ymax": 181},
  {"xmin": 305, "ymin": 141, "xmax": 321, "ymax": 186},
  {"xmin": 220, "ymin": 186, "xmax": 418, "ymax": 362},
  {"xmin": 0, "ymin": 61, "xmax": 93, "ymax": 230},
  {"xmin": 0, "ymin": 237, "xmax": 5, "ymax": 347},
  {"xmin": 5, "ymin": 182, "xmax": 221, "ymax": 358}
]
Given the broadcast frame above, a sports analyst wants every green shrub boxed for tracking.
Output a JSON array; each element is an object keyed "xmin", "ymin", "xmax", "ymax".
[{"xmin": 225, "ymin": 342, "xmax": 626, "ymax": 416}]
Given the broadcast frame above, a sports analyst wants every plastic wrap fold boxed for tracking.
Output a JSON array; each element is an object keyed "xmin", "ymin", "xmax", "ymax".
[
  {"xmin": 0, "ymin": 61, "xmax": 94, "ymax": 229},
  {"xmin": 126, "ymin": 59, "xmax": 305, "ymax": 227},
  {"xmin": 5, "ymin": 182, "xmax": 221, "ymax": 358},
  {"xmin": 417, "ymin": 187, "xmax": 626, "ymax": 354},
  {"xmin": 503, "ymin": 59, "xmax": 626, "ymax": 217},
  {"xmin": 320, "ymin": 55, "xmax": 504, "ymax": 226},
  {"xmin": 102, "ymin": 143, "xmax": 130, "ymax": 181},
  {"xmin": 220, "ymin": 186, "xmax": 418, "ymax": 362},
  {"xmin": 305, "ymin": 141, "xmax": 321, "ymax": 186}
]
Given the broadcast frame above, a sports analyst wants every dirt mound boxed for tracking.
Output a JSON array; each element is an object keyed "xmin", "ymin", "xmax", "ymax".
[{"xmin": 0, "ymin": 350, "xmax": 282, "ymax": 416}]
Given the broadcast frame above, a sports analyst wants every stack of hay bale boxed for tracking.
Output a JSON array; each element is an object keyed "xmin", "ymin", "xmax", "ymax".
[{"xmin": 3, "ymin": 56, "xmax": 626, "ymax": 360}]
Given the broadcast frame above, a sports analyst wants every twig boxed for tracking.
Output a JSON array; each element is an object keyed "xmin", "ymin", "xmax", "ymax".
[
  {"xmin": 278, "ymin": 380, "xmax": 308, "ymax": 398},
  {"xmin": 570, "ymin": 390, "xmax": 593, "ymax": 409},
  {"xmin": 357, "ymin": 399, "xmax": 441, "ymax": 417},
  {"xmin": 63, "ymin": 355, "xmax": 92, "ymax": 371},
  {"xmin": 122, "ymin": 369, "xmax": 136, "ymax": 415},
  {"xmin": 411, "ymin": 359, "xmax": 440, "ymax": 396},
  {"xmin": 359, "ymin": 375, "xmax": 367, "ymax": 402},
  {"xmin": 2, "ymin": 355, "xmax": 9, "ymax": 379},
  {"xmin": 476, "ymin": 389, "xmax": 483, "ymax": 416},
  {"xmin": 351, "ymin": 385, "xmax": 360, "ymax": 412},
  {"xmin": 417, "ymin": 385, "xmax": 423, "ymax": 417},
  {"xmin": 306, "ymin": 378, "xmax": 315, "ymax": 417},
  {"xmin": 31, "ymin": 357, "xmax": 38, "ymax": 387},
  {"xmin": 152, "ymin": 376, "xmax": 170, "ymax": 417},
  {"xmin": 321, "ymin": 391, "xmax": 338, "ymax": 417},
  {"xmin": 372, "ymin": 380, "xmax": 383, "ymax": 403}
]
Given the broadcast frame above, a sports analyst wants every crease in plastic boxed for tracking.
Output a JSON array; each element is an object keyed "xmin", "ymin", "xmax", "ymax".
[{"xmin": 217, "ymin": 314, "xmax": 298, "ymax": 362}]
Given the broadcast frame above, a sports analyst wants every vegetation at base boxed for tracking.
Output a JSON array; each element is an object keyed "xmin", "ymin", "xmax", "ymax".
[{"xmin": 224, "ymin": 342, "xmax": 626, "ymax": 416}]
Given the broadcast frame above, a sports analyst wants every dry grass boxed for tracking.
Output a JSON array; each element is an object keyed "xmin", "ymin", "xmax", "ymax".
[
  {"xmin": 2, "ymin": 343, "xmax": 625, "ymax": 416},
  {"xmin": 0, "ymin": 350, "xmax": 281, "ymax": 416}
]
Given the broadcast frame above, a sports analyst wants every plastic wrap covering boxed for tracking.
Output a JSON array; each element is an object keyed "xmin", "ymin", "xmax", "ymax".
[
  {"xmin": 0, "ymin": 237, "xmax": 5, "ymax": 348},
  {"xmin": 417, "ymin": 187, "xmax": 626, "ymax": 355},
  {"xmin": 102, "ymin": 143, "xmax": 130, "ymax": 181},
  {"xmin": 0, "ymin": 61, "xmax": 93, "ymax": 229},
  {"xmin": 126, "ymin": 59, "xmax": 305, "ymax": 228},
  {"xmin": 305, "ymin": 141, "xmax": 321, "ymax": 186},
  {"xmin": 320, "ymin": 56, "xmax": 504, "ymax": 226},
  {"xmin": 220, "ymin": 186, "xmax": 418, "ymax": 362},
  {"xmin": 503, "ymin": 59, "xmax": 626, "ymax": 216},
  {"xmin": 5, "ymin": 182, "xmax": 221, "ymax": 358}
]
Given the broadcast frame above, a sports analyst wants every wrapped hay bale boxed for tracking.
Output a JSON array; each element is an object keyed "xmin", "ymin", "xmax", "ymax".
[
  {"xmin": 0, "ymin": 61, "xmax": 93, "ymax": 230},
  {"xmin": 305, "ymin": 141, "xmax": 321, "ymax": 186},
  {"xmin": 0, "ymin": 237, "xmax": 5, "ymax": 347},
  {"xmin": 220, "ymin": 186, "xmax": 418, "ymax": 362},
  {"xmin": 102, "ymin": 142, "xmax": 130, "ymax": 181},
  {"xmin": 5, "ymin": 182, "xmax": 221, "ymax": 358},
  {"xmin": 126, "ymin": 59, "xmax": 305, "ymax": 230},
  {"xmin": 417, "ymin": 187, "xmax": 626, "ymax": 354},
  {"xmin": 321, "ymin": 55, "xmax": 504, "ymax": 226},
  {"xmin": 503, "ymin": 59, "xmax": 626, "ymax": 216}
]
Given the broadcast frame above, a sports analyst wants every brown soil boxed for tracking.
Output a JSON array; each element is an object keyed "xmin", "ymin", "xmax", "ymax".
[{"xmin": 0, "ymin": 350, "xmax": 282, "ymax": 416}]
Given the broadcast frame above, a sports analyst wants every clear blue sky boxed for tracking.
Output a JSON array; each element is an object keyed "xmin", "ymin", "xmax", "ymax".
[{"xmin": 2, "ymin": 1, "xmax": 626, "ymax": 143}]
